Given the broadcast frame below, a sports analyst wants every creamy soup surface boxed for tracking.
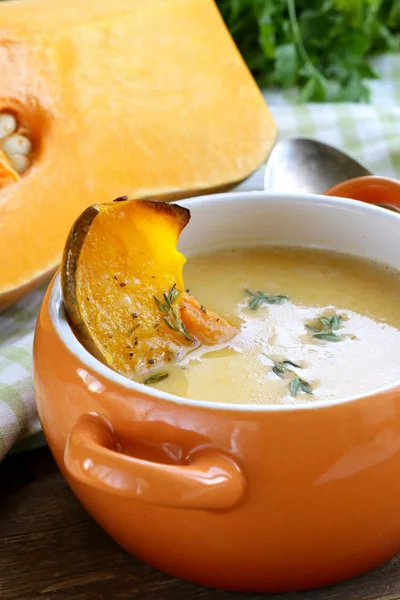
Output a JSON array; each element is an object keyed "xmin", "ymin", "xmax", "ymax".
[{"xmin": 144, "ymin": 246, "xmax": 400, "ymax": 405}]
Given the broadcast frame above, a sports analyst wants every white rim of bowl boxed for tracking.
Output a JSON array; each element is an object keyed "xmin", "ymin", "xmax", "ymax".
[{"xmin": 49, "ymin": 191, "xmax": 400, "ymax": 412}]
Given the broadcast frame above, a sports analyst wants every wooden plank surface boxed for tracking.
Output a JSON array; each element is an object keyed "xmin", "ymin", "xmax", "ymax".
[{"xmin": 1, "ymin": 446, "xmax": 399, "ymax": 600}]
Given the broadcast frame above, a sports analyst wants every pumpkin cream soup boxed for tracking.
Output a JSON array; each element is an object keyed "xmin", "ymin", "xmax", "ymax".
[{"xmin": 142, "ymin": 246, "xmax": 400, "ymax": 405}]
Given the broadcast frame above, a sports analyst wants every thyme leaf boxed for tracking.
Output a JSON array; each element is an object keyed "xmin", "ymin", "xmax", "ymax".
[
  {"xmin": 306, "ymin": 314, "xmax": 344, "ymax": 342},
  {"xmin": 313, "ymin": 332, "xmax": 341, "ymax": 342},
  {"xmin": 264, "ymin": 354, "xmax": 313, "ymax": 398},
  {"xmin": 289, "ymin": 377, "xmax": 301, "ymax": 397},
  {"xmin": 154, "ymin": 284, "xmax": 194, "ymax": 343},
  {"xmin": 144, "ymin": 372, "xmax": 169, "ymax": 385},
  {"xmin": 154, "ymin": 283, "xmax": 180, "ymax": 313},
  {"xmin": 245, "ymin": 289, "xmax": 288, "ymax": 310},
  {"xmin": 299, "ymin": 380, "xmax": 313, "ymax": 395}
]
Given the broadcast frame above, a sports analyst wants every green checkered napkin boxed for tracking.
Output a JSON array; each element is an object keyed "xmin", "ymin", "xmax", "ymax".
[{"xmin": 1, "ymin": 53, "xmax": 399, "ymax": 461}]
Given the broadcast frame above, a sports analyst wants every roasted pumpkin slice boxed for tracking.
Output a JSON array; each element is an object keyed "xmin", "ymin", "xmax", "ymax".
[{"xmin": 62, "ymin": 198, "xmax": 238, "ymax": 377}]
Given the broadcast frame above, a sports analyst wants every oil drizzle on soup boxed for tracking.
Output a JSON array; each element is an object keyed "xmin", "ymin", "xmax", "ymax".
[{"xmin": 141, "ymin": 247, "xmax": 400, "ymax": 405}]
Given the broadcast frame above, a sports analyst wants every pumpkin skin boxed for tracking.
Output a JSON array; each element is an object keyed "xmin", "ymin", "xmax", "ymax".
[
  {"xmin": 0, "ymin": 0, "xmax": 277, "ymax": 311},
  {"xmin": 61, "ymin": 198, "xmax": 238, "ymax": 378}
]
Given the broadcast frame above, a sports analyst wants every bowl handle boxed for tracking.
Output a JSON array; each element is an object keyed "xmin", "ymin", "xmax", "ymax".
[
  {"xmin": 64, "ymin": 413, "xmax": 246, "ymax": 510},
  {"xmin": 324, "ymin": 175, "xmax": 400, "ymax": 213}
]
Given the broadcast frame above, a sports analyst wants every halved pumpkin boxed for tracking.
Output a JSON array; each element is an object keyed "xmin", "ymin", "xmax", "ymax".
[
  {"xmin": 0, "ymin": 0, "xmax": 277, "ymax": 311},
  {"xmin": 62, "ymin": 198, "xmax": 238, "ymax": 377}
]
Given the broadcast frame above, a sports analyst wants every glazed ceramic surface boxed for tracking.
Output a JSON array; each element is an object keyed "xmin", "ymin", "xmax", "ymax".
[
  {"xmin": 325, "ymin": 175, "xmax": 400, "ymax": 213},
  {"xmin": 34, "ymin": 192, "xmax": 400, "ymax": 593}
]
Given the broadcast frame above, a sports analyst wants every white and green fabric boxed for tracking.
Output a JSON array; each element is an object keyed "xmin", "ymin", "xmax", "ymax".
[{"xmin": 1, "ymin": 53, "xmax": 399, "ymax": 461}]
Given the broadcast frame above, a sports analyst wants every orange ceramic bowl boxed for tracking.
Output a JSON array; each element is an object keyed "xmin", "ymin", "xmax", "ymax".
[
  {"xmin": 33, "ymin": 191, "xmax": 400, "ymax": 593},
  {"xmin": 325, "ymin": 175, "xmax": 400, "ymax": 211}
]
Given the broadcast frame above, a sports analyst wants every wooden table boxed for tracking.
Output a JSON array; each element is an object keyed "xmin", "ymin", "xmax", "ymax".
[{"xmin": 1, "ymin": 447, "xmax": 399, "ymax": 600}]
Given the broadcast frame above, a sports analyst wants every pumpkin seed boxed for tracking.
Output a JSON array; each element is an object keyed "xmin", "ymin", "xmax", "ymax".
[
  {"xmin": 0, "ymin": 113, "xmax": 17, "ymax": 139},
  {"xmin": 9, "ymin": 154, "xmax": 30, "ymax": 174},
  {"xmin": 2, "ymin": 134, "xmax": 32, "ymax": 157}
]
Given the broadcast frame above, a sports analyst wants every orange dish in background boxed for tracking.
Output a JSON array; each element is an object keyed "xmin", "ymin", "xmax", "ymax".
[{"xmin": 325, "ymin": 175, "xmax": 400, "ymax": 211}]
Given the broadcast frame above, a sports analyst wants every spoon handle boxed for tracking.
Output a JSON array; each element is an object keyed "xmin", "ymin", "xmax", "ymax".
[{"xmin": 324, "ymin": 176, "xmax": 400, "ymax": 214}]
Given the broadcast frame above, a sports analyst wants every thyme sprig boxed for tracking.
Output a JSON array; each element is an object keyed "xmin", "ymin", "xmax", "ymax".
[
  {"xmin": 154, "ymin": 283, "xmax": 180, "ymax": 313},
  {"xmin": 265, "ymin": 355, "xmax": 313, "ymax": 398},
  {"xmin": 163, "ymin": 307, "xmax": 194, "ymax": 342},
  {"xmin": 154, "ymin": 284, "xmax": 194, "ymax": 342},
  {"xmin": 306, "ymin": 315, "xmax": 343, "ymax": 342},
  {"xmin": 245, "ymin": 289, "xmax": 288, "ymax": 310}
]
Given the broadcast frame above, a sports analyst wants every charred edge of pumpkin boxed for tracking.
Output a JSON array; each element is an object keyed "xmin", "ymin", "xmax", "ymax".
[
  {"xmin": 106, "ymin": 197, "xmax": 191, "ymax": 233},
  {"xmin": 139, "ymin": 198, "xmax": 191, "ymax": 232},
  {"xmin": 61, "ymin": 203, "xmax": 103, "ymax": 361}
]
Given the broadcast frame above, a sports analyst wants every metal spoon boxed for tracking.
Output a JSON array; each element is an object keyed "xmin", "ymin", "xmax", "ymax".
[{"xmin": 264, "ymin": 137, "xmax": 371, "ymax": 195}]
